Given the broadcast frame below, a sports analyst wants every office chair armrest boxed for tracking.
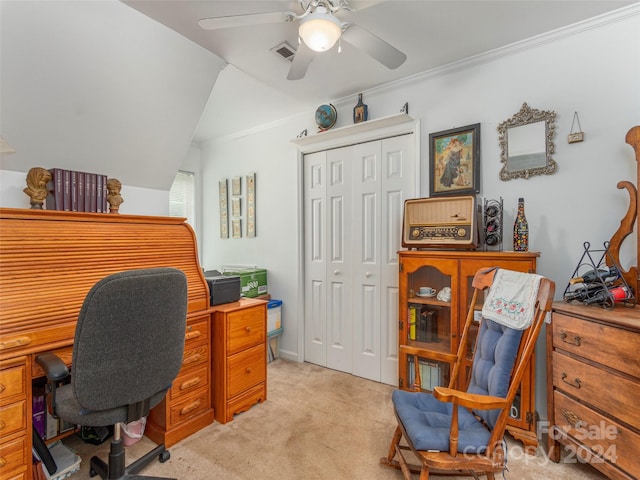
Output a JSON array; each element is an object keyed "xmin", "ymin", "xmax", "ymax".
[
  {"xmin": 36, "ymin": 352, "xmax": 70, "ymax": 382},
  {"xmin": 433, "ymin": 386, "xmax": 510, "ymax": 411},
  {"xmin": 36, "ymin": 352, "xmax": 70, "ymax": 419}
]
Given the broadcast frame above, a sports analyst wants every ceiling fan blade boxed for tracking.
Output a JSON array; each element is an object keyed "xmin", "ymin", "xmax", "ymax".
[
  {"xmin": 287, "ymin": 43, "xmax": 314, "ymax": 81},
  {"xmin": 198, "ymin": 11, "xmax": 292, "ymax": 30},
  {"xmin": 341, "ymin": 23, "xmax": 406, "ymax": 69}
]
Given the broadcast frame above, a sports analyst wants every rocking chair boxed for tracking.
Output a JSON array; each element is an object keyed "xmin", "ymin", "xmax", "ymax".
[{"xmin": 380, "ymin": 267, "xmax": 555, "ymax": 480}]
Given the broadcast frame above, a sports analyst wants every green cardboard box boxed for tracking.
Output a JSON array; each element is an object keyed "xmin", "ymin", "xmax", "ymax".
[{"xmin": 223, "ymin": 268, "xmax": 267, "ymax": 298}]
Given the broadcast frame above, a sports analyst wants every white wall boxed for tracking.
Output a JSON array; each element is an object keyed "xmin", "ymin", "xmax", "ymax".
[{"xmin": 200, "ymin": 11, "xmax": 640, "ymax": 419}]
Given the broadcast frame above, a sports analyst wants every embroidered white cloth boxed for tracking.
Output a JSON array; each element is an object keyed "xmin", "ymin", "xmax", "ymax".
[{"xmin": 482, "ymin": 269, "xmax": 542, "ymax": 330}]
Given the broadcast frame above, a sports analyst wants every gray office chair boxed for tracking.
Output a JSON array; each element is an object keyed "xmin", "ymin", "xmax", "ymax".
[{"xmin": 37, "ymin": 267, "xmax": 188, "ymax": 480}]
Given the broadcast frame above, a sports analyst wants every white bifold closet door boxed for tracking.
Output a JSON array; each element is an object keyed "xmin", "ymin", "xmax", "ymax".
[{"xmin": 303, "ymin": 134, "xmax": 415, "ymax": 385}]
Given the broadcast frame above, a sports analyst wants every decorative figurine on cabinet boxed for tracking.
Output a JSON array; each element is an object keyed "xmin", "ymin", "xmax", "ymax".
[{"xmin": 23, "ymin": 167, "xmax": 51, "ymax": 209}]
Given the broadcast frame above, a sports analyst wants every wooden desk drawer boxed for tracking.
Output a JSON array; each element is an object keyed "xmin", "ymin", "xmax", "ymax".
[
  {"xmin": 185, "ymin": 318, "xmax": 209, "ymax": 348},
  {"xmin": 226, "ymin": 382, "xmax": 265, "ymax": 421},
  {"xmin": 169, "ymin": 388, "xmax": 210, "ymax": 425},
  {"xmin": 554, "ymin": 390, "xmax": 639, "ymax": 474},
  {"xmin": 0, "ymin": 401, "xmax": 26, "ymax": 437},
  {"xmin": 228, "ymin": 344, "xmax": 266, "ymax": 398},
  {"xmin": 227, "ymin": 308, "xmax": 265, "ymax": 355},
  {"xmin": 0, "ymin": 365, "xmax": 26, "ymax": 406},
  {"xmin": 552, "ymin": 351, "xmax": 640, "ymax": 428},
  {"xmin": 182, "ymin": 344, "xmax": 208, "ymax": 370},
  {"xmin": 553, "ymin": 313, "xmax": 640, "ymax": 378},
  {"xmin": 0, "ymin": 436, "xmax": 27, "ymax": 477},
  {"xmin": 170, "ymin": 363, "xmax": 208, "ymax": 401}
]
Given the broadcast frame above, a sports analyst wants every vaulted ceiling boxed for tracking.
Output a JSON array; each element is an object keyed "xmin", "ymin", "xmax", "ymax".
[
  {"xmin": 1, "ymin": 1, "xmax": 635, "ymax": 192},
  {"xmin": 122, "ymin": 0, "xmax": 636, "ymax": 141}
]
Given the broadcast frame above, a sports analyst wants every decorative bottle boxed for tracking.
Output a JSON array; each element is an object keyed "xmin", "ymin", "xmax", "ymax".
[
  {"xmin": 353, "ymin": 93, "xmax": 368, "ymax": 124},
  {"xmin": 513, "ymin": 197, "xmax": 529, "ymax": 251}
]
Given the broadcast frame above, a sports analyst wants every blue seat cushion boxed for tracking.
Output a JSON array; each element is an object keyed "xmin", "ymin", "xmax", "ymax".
[
  {"xmin": 393, "ymin": 389, "xmax": 491, "ymax": 453},
  {"xmin": 467, "ymin": 318, "xmax": 522, "ymax": 428}
]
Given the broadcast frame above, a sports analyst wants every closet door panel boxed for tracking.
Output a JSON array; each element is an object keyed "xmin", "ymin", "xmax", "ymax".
[
  {"xmin": 326, "ymin": 147, "xmax": 352, "ymax": 372},
  {"xmin": 380, "ymin": 135, "xmax": 416, "ymax": 385},
  {"xmin": 352, "ymin": 141, "xmax": 382, "ymax": 381},
  {"xmin": 304, "ymin": 151, "xmax": 327, "ymax": 366}
]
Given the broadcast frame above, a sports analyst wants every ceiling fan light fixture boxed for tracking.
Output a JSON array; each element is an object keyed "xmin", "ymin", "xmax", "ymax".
[{"xmin": 298, "ymin": 7, "xmax": 342, "ymax": 52}]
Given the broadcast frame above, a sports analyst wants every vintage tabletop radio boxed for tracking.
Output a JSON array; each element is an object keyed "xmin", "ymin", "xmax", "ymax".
[{"xmin": 402, "ymin": 196, "xmax": 478, "ymax": 249}]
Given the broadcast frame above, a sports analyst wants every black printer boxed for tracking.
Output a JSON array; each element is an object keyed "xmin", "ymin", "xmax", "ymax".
[{"xmin": 203, "ymin": 270, "xmax": 241, "ymax": 306}]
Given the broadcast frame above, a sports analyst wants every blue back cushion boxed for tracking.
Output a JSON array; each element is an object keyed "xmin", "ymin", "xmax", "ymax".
[{"xmin": 467, "ymin": 318, "xmax": 522, "ymax": 428}]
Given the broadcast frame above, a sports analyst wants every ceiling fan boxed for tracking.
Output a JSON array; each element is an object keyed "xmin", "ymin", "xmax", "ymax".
[{"xmin": 198, "ymin": 0, "xmax": 407, "ymax": 80}]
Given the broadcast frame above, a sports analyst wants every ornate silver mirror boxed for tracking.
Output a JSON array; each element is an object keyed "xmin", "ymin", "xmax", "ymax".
[{"xmin": 498, "ymin": 102, "xmax": 557, "ymax": 180}]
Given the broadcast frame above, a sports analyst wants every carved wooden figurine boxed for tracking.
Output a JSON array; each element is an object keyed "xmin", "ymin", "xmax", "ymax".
[
  {"xmin": 23, "ymin": 167, "xmax": 51, "ymax": 209},
  {"xmin": 106, "ymin": 178, "xmax": 124, "ymax": 214}
]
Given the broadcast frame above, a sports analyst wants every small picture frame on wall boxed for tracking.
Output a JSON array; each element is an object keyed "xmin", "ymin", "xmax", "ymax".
[
  {"xmin": 246, "ymin": 173, "xmax": 256, "ymax": 238},
  {"xmin": 232, "ymin": 219, "xmax": 242, "ymax": 239},
  {"xmin": 429, "ymin": 123, "xmax": 481, "ymax": 197},
  {"xmin": 231, "ymin": 197, "xmax": 241, "ymax": 218},
  {"xmin": 232, "ymin": 176, "xmax": 242, "ymax": 196},
  {"xmin": 218, "ymin": 179, "xmax": 229, "ymax": 239}
]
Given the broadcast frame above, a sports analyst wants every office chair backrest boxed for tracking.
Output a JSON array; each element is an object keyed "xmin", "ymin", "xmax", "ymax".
[{"xmin": 71, "ymin": 268, "xmax": 188, "ymax": 412}]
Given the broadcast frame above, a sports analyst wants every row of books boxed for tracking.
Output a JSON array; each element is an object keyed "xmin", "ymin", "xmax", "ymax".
[
  {"xmin": 407, "ymin": 304, "xmax": 440, "ymax": 342},
  {"xmin": 407, "ymin": 357, "xmax": 443, "ymax": 391},
  {"xmin": 45, "ymin": 168, "xmax": 108, "ymax": 213}
]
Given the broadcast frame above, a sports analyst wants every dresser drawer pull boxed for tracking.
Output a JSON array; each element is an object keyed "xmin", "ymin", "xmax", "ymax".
[
  {"xmin": 560, "ymin": 332, "xmax": 581, "ymax": 346},
  {"xmin": 245, "ymin": 326, "xmax": 252, "ymax": 334},
  {"xmin": 180, "ymin": 400, "xmax": 201, "ymax": 416},
  {"xmin": 245, "ymin": 367, "xmax": 252, "ymax": 374},
  {"xmin": 0, "ymin": 336, "xmax": 32, "ymax": 350},
  {"xmin": 0, "ymin": 420, "xmax": 5, "ymax": 430},
  {"xmin": 0, "ymin": 384, "xmax": 4, "ymax": 394},
  {"xmin": 185, "ymin": 330, "xmax": 202, "ymax": 341},
  {"xmin": 180, "ymin": 377, "xmax": 202, "ymax": 390},
  {"xmin": 562, "ymin": 409, "xmax": 582, "ymax": 427},
  {"xmin": 562, "ymin": 410, "xmax": 621, "ymax": 435},
  {"xmin": 0, "ymin": 457, "xmax": 6, "ymax": 468},
  {"xmin": 183, "ymin": 353, "xmax": 201, "ymax": 365},
  {"xmin": 561, "ymin": 373, "xmax": 582, "ymax": 389}
]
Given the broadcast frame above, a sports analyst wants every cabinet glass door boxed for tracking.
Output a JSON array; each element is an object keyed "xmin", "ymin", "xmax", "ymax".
[
  {"xmin": 400, "ymin": 259, "xmax": 458, "ymax": 392},
  {"xmin": 406, "ymin": 265, "xmax": 452, "ymax": 350}
]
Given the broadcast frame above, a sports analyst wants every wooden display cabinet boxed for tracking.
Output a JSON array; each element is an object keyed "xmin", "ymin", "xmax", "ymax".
[{"xmin": 398, "ymin": 250, "xmax": 540, "ymax": 450}]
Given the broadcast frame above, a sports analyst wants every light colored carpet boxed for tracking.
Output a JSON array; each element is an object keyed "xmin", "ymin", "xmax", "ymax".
[{"xmin": 65, "ymin": 359, "xmax": 607, "ymax": 479}]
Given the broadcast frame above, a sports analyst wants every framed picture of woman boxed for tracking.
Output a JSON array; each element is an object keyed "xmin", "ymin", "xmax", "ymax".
[{"xmin": 429, "ymin": 123, "xmax": 480, "ymax": 197}]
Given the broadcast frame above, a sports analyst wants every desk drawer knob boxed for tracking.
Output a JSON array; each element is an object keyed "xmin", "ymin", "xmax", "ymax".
[
  {"xmin": 0, "ymin": 420, "xmax": 5, "ymax": 430},
  {"xmin": 0, "ymin": 384, "xmax": 5, "ymax": 394},
  {"xmin": 245, "ymin": 326, "xmax": 252, "ymax": 334},
  {"xmin": 561, "ymin": 372, "xmax": 582, "ymax": 389},
  {"xmin": 180, "ymin": 400, "xmax": 201, "ymax": 416},
  {"xmin": 245, "ymin": 367, "xmax": 252, "ymax": 374},
  {"xmin": 185, "ymin": 330, "xmax": 202, "ymax": 341},
  {"xmin": 183, "ymin": 353, "xmax": 201, "ymax": 365},
  {"xmin": 0, "ymin": 457, "xmax": 6, "ymax": 468},
  {"xmin": 560, "ymin": 332, "xmax": 581, "ymax": 347},
  {"xmin": 180, "ymin": 377, "xmax": 202, "ymax": 390}
]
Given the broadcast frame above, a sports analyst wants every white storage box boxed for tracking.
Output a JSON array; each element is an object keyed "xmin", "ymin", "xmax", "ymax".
[{"xmin": 267, "ymin": 299, "xmax": 282, "ymax": 333}]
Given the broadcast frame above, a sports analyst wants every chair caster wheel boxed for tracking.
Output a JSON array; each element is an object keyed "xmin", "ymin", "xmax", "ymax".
[{"xmin": 159, "ymin": 450, "xmax": 170, "ymax": 463}]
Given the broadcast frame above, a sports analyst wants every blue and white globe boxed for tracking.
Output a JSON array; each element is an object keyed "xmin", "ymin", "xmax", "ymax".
[{"xmin": 315, "ymin": 104, "xmax": 337, "ymax": 131}]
